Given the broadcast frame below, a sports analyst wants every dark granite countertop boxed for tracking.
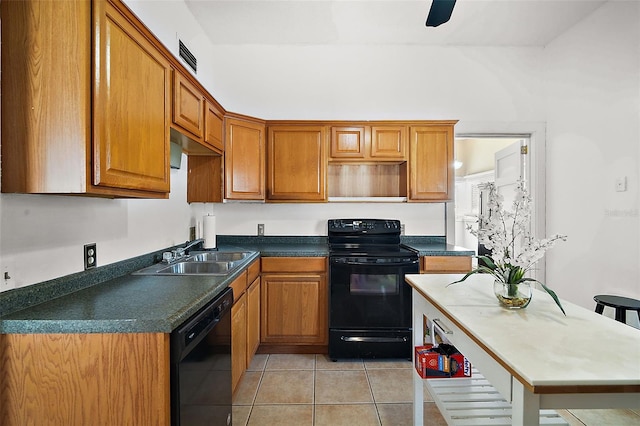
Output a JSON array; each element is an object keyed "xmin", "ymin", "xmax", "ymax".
[
  {"xmin": 0, "ymin": 251, "xmax": 260, "ymax": 334},
  {"xmin": 401, "ymin": 237, "xmax": 475, "ymax": 256},
  {"xmin": 0, "ymin": 236, "xmax": 473, "ymax": 334}
]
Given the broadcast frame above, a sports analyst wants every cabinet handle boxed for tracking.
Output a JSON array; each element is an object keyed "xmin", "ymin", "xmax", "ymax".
[{"xmin": 432, "ymin": 318, "xmax": 453, "ymax": 335}]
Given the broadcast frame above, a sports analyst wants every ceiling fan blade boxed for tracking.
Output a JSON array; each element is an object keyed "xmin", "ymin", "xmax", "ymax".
[{"xmin": 426, "ymin": 0, "xmax": 457, "ymax": 27}]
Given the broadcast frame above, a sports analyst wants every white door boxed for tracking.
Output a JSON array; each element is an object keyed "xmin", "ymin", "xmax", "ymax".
[
  {"xmin": 494, "ymin": 139, "xmax": 542, "ymax": 281},
  {"xmin": 494, "ymin": 139, "xmax": 528, "ymax": 208}
]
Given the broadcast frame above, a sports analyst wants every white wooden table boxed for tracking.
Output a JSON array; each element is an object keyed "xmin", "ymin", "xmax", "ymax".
[{"xmin": 407, "ymin": 273, "xmax": 640, "ymax": 426}]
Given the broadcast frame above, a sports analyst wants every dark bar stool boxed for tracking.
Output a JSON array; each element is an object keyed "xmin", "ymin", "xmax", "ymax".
[{"xmin": 593, "ymin": 295, "xmax": 640, "ymax": 324}]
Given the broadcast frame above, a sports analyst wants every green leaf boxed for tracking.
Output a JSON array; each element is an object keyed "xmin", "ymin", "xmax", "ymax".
[
  {"xmin": 448, "ymin": 268, "xmax": 483, "ymax": 286},
  {"xmin": 477, "ymin": 256, "xmax": 497, "ymax": 270},
  {"xmin": 526, "ymin": 279, "xmax": 566, "ymax": 316}
]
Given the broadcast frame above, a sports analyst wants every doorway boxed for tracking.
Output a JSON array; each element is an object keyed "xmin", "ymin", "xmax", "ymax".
[
  {"xmin": 453, "ymin": 137, "xmax": 524, "ymax": 251},
  {"xmin": 449, "ymin": 130, "xmax": 547, "ymax": 284}
]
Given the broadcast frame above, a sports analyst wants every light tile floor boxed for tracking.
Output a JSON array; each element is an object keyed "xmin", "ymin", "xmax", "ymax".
[{"xmin": 233, "ymin": 354, "xmax": 640, "ymax": 426}]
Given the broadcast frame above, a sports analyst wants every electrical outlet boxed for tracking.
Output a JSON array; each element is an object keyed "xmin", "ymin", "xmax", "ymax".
[
  {"xmin": 401, "ymin": 224, "xmax": 405, "ymax": 235},
  {"xmin": 84, "ymin": 243, "xmax": 97, "ymax": 270},
  {"xmin": 258, "ymin": 224, "xmax": 265, "ymax": 236},
  {"xmin": 615, "ymin": 176, "xmax": 627, "ymax": 192}
]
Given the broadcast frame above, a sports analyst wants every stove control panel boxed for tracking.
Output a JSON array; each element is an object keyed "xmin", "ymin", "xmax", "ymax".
[{"xmin": 328, "ymin": 219, "xmax": 400, "ymax": 234}]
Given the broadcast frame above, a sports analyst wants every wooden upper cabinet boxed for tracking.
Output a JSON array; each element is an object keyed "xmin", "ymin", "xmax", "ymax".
[
  {"xmin": 225, "ymin": 117, "xmax": 266, "ymax": 200},
  {"xmin": 267, "ymin": 125, "xmax": 327, "ymax": 202},
  {"xmin": 329, "ymin": 124, "xmax": 407, "ymax": 162},
  {"xmin": 330, "ymin": 127, "xmax": 366, "ymax": 159},
  {"xmin": 1, "ymin": 0, "xmax": 171, "ymax": 197},
  {"xmin": 1, "ymin": 0, "xmax": 91, "ymax": 195},
  {"xmin": 204, "ymin": 101, "xmax": 224, "ymax": 153},
  {"xmin": 93, "ymin": 0, "xmax": 171, "ymax": 194},
  {"xmin": 371, "ymin": 126, "xmax": 407, "ymax": 159},
  {"xmin": 408, "ymin": 124, "xmax": 454, "ymax": 201},
  {"xmin": 172, "ymin": 70, "xmax": 204, "ymax": 139}
]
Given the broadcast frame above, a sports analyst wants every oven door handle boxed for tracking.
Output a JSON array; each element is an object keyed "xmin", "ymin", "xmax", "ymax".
[
  {"xmin": 341, "ymin": 336, "xmax": 408, "ymax": 343},
  {"xmin": 332, "ymin": 259, "xmax": 419, "ymax": 267}
]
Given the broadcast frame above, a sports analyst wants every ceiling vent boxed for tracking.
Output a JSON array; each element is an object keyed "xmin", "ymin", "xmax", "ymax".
[{"xmin": 179, "ymin": 40, "xmax": 197, "ymax": 74}]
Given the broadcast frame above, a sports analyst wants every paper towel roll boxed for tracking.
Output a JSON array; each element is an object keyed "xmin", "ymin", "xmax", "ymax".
[{"xmin": 203, "ymin": 215, "xmax": 216, "ymax": 249}]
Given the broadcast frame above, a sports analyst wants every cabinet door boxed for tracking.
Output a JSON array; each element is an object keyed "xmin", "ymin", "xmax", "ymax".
[
  {"xmin": 246, "ymin": 277, "xmax": 261, "ymax": 365},
  {"xmin": 172, "ymin": 70, "xmax": 204, "ymax": 138},
  {"xmin": 204, "ymin": 101, "xmax": 224, "ymax": 153},
  {"xmin": 409, "ymin": 125, "xmax": 453, "ymax": 201},
  {"xmin": 421, "ymin": 256, "xmax": 472, "ymax": 273},
  {"xmin": 261, "ymin": 273, "xmax": 328, "ymax": 344},
  {"xmin": 93, "ymin": 0, "xmax": 171, "ymax": 193},
  {"xmin": 225, "ymin": 118, "xmax": 265, "ymax": 200},
  {"xmin": 1, "ymin": 0, "xmax": 92, "ymax": 195},
  {"xmin": 0, "ymin": 333, "xmax": 170, "ymax": 425},
  {"xmin": 231, "ymin": 293, "xmax": 247, "ymax": 392},
  {"xmin": 330, "ymin": 126, "xmax": 366, "ymax": 159},
  {"xmin": 371, "ymin": 126, "xmax": 407, "ymax": 160},
  {"xmin": 267, "ymin": 126, "xmax": 327, "ymax": 201}
]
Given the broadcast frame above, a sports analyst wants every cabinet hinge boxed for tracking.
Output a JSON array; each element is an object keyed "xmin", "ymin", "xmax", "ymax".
[{"xmin": 521, "ymin": 145, "xmax": 529, "ymax": 155}]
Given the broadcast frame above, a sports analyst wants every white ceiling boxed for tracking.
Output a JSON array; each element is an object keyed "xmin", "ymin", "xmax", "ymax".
[{"xmin": 184, "ymin": 0, "xmax": 606, "ymax": 46}]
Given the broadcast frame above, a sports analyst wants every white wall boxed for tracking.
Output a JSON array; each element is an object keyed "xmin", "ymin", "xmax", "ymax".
[
  {"xmin": 0, "ymin": 156, "xmax": 193, "ymax": 291},
  {"xmin": 191, "ymin": 202, "xmax": 446, "ymax": 237},
  {"xmin": 544, "ymin": 1, "xmax": 640, "ymax": 324}
]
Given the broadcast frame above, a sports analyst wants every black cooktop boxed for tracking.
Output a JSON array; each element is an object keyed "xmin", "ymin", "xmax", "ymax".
[{"xmin": 328, "ymin": 219, "xmax": 417, "ymax": 258}]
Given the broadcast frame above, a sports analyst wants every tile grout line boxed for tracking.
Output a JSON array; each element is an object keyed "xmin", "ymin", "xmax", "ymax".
[{"xmin": 362, "ymin": 360, "xmax": 384, "ymax": 426}]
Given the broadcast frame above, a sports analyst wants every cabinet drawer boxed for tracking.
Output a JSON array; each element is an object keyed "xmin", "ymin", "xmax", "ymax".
[
  {"xmin": 261, "ymin": 257, "xmax": 327, "ymax": 273},
  {"xmin": 229, "ymin": 270, "xmax": 248, "ymax": 301},
  {"xmin": 247, "ymin": 259, "xmax": 260, "ymax": 284},
  {"xmin": 422, "ymin": 256, "xmax": 471, "ymax": 273}
]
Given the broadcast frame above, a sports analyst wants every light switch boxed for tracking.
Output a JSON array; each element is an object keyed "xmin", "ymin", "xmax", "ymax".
[{"xmin": 615, "ymin": 176, "xmax": 627, "ymax": 192}]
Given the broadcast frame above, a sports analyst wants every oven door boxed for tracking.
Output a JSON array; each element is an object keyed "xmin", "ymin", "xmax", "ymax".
[{"xmin": 329, "ymin": 256, "xmax": 419, "ymax": 330}]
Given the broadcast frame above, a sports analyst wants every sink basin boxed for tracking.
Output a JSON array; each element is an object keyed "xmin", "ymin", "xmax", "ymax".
[
  {"xmin": 132, "ymin": 251, "xmax": 254, "ymax": 276},
  {"xmin": 158, "ymin": 261, "xmax": 238, "ymax": 275},
  {"xmin": 189, "ymin": 251, "xmax": 251, "ymax": 262},
  {"xmin": 133, "ymin": 259, "xmax": 244, "ymax": 276}
]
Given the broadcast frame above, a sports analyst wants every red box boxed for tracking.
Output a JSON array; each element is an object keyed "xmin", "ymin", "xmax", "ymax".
[{"xmin": 414, "ymin": 345, "xmax": 472, "ymax": 379}]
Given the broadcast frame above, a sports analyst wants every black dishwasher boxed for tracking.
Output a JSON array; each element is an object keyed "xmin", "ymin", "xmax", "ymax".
[{"xmin": 171, "ymin": 287, "xmax": 233, "ymax": 426}]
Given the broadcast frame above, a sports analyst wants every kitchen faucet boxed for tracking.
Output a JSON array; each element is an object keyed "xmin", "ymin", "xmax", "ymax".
[
  {"xmin": 177, "ymin": 238, "xmax": 204, "ymax": 256},
  {"xmin": 162, "ymin": 238, "xmax": 204, "ymax": 263}
]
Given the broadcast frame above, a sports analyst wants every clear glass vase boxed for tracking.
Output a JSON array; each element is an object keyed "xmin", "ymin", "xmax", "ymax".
[{"xmin": 493, "ymin": 281, "xmax": 532, "ymax": 309}]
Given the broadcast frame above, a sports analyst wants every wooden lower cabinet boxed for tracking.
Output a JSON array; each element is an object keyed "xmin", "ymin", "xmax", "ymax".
[
  {"xmin": 231, "ymin": 292, "xmax": 248, "ymax": 392},
  {"xmin": 230, "ymin": 260, "xmax": 261, "ymax": 393},
  {"xmin": 246, "ymin": 276, "xmax": 261, "ymax": 363},
  {"xmin": 421, "ymin": 256, "xmax": 472, "ymax": 273},
  {"xmin": 0, "ymin": 333, "xmax": 170, "ymax": 425},
  {"xmin": 260, "ymin": 257, "xmax": 328, "ymax": 346}
]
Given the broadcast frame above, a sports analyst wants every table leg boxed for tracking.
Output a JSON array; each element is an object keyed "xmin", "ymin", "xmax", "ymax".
[
  {"xmin": 413, "ymin": 371, "xmax": 423, "ymax": 425},
  {"xmin": 511, "ymin": 379, "xmax": 541, "ymax": 426},
  {"xmin": 412, "ymin": 290, "xmax": 424, "ymax": 425}
]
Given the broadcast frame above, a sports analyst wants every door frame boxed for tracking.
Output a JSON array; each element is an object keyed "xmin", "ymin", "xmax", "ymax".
[{"xmin": 450, "ymin": 126, "xmax": 547, "ymax": 284}]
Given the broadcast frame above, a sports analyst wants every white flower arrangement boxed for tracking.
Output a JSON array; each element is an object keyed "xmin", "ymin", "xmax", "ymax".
[{"xmin": 451, "ymin": 180, "xmax": 568, "ymax": 315}]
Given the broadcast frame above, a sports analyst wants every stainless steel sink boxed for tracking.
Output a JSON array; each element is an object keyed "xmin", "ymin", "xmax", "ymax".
[
  {"xmin": 158, "ymin": 261, "xmax": 239, "ymax": 275},
  {"xmin": 132, "ymin": 251, "xmax": 253, "ymax": 276},
  {"xmin": 189, "ymin": 251, "xmax": 251, "ymax": 262}
]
